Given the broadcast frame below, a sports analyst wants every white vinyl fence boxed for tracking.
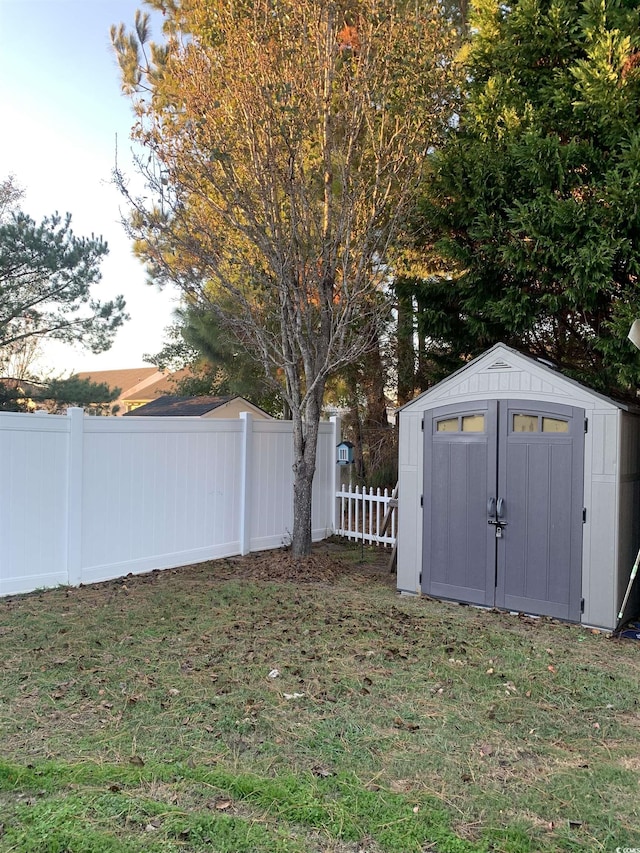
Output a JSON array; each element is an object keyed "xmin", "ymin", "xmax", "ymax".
[
  {"xmin": 0, "ymin": 409, "xmax": 340, "ymax": 597},
  {"xmin": 335, "ymin": 483, "xmax": 397, "ymax": 546}
]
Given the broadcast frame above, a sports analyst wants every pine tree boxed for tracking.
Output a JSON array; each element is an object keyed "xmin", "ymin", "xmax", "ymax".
[
  {"xmin": 0, "ymin": 209, "xmax": 127, "ymax": 355},
  {"xmin": 148, "ymin": 306, "xmax": 285, "ymax": 417},
  {"xmin": 37, "ymin": 377, "xmax": 121, "ymax": 415}
]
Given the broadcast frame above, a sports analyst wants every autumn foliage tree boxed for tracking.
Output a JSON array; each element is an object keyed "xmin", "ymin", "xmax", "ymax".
[{"xmin": 112, "ymin": 0, "xmax": 456, "ymax": 555}]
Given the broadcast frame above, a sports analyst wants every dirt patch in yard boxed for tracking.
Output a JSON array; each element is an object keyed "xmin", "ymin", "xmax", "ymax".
[
  {"xmin": 69, "ymin": 539, "xmax": 397, "ymax": 594},
  {"xmin": 216, "ymin": 540, "xmax": 396, "ymax": 585}
]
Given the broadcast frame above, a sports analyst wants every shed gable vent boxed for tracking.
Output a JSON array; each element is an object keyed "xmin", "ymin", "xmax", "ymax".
[{"xmin": 487, "ymin": 359, "xmax": 513, "ymax": 370}]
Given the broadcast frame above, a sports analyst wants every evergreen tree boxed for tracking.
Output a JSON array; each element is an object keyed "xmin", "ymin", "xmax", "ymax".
[
  {"xmin": 148, "ymin": 305, "xmax": 285, "ymax": 417},
  {"xmin": 0, "ymin": 209, "xmax": 127, "ymax": 356},
  {"xmin": 37, "ymin": 376, "xmax": 121, "ymax": 415},
  {"xmin": 408, "ymin": 0, "xmax": 640, "ymax": 393},
  {"xmin": 0, "ymin": 375, "xmax": 119, "ymax": 414}
]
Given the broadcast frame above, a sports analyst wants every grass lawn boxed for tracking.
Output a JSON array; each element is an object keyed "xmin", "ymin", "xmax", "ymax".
[{"xmin": 0, "ymin": 540, "xmax": 639, "ymax": 852}]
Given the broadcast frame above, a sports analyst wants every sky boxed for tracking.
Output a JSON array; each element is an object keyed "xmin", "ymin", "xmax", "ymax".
[{"xmin": 0, "ymin": 0, "xmax": 179, "ymax": 375}]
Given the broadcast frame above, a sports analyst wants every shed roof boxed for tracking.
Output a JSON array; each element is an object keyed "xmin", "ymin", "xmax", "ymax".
[{"xmin": 400, "ymin": 343, "xmax": 639, "ymax": 414}]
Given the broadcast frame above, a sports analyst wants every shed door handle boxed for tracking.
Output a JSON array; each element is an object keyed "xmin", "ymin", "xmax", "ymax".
[
  {"xmin": 496, "ymin": 497, "xmax": 505, "ymax": 518},
  {"xmin": 487, "ymin": 497, "xmax": 496, "ymax": 518}
]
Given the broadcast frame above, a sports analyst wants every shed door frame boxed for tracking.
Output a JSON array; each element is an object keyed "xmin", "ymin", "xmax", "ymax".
[{"xmin": 422, "ymin": 398, "xmax": 584, "ymax": 621}]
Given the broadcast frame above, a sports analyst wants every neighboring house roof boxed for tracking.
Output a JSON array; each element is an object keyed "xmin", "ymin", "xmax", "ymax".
[
  {"xmin": 124, "ymin": 395, "xmax": 272, "ymax": 419},
  {"xmin": 75, "ymin": 368, "xmax": 159, "ymax": 394},
  {"xmin": 124, "ymin": 369, "xmax": 193, "ymax": 402},
  {"xmin": 75, "ymin": 367, "xmax": 193, "ymax": 414}
]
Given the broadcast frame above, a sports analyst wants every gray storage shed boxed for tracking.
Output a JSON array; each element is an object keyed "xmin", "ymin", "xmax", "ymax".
[{"xmin": 397, "ymin": 343, "xmax": 640, "ymax": 630}]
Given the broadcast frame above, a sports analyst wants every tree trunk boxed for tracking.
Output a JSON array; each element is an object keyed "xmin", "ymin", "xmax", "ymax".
[
  {"xmin": 290, "ymin": 386, "xmax": 324, "ymax": 557},
  {"xmin": 292, "ymin": 458, "xmax": 315, "ymax": 556},
  {"xmin": 362, "ymin": 339, "xmax": 389, "ymax": 432},
  {"xmin": 416, "ymin": 313, "xmax": 428, "ymax": 392},
  {"xmin": 396, "ymin": 286, "xmax": 415, "ymax": 406}
]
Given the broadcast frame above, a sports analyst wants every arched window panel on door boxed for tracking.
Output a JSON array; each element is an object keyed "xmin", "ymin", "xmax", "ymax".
[
  {"xmin": 513, "ymin": 413, "xmax": 539, "ymax": 432},
  {"xmin": 436, "ymin": 417, "xmax": 459, "ymax": 432},
  {"xmin": 436, "ymin": 414, "xmax": 485, "ymax": 433},
  {"xmin": 462, "ymin": 414, "xmax": 485, "ymax": 432},
  {"xmin": 542, "ymin": 417, "xmax": 569, "ymax": 433},
  {"xmin": 512, "ymin": 413, "xmax": 569, "ymax": 433}
]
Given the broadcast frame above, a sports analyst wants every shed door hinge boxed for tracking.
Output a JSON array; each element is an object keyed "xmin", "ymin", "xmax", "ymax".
[
  {"xmin": 420, "ymin": 495, "xmax": 423, "ymax": 508},
  {"xmin": 581, "ymin": 598, "xmax": 585, "ymax": 614},
  {"xmin": 419, "ymin": 572, "xmax": 422, "ymax": 585},
  {"xmin": 584, "ymin": 418, "xmax": 588, "ymax": 433},
  {"xmin": 583, "ymin": 507, "xmax": 587, "ymax": 523},
  {"xmin": 421, "ymin": 418, "xmax": 424, "ymax": 431}
]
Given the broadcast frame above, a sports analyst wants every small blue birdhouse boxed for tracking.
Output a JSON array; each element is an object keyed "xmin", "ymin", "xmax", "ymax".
[{"xmin": 337, "ymin": 440, "xmax": 355, "ymax": 465}]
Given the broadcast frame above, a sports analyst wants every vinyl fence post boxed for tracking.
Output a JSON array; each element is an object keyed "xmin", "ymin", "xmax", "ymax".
[
  {"xmin": 330, "ymin": 416, "xmax": 341, "ymax": 534},
  {"xmin": 239, "ymin": 412, "xmax": 253, "ymax": 555},
  {"xmin": 66, "ymin": 407, "xmax": 84, "ymax": 586}
]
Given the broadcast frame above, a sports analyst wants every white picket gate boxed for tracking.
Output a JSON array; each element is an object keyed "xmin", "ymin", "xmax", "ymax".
[{"xmin": 335, "ymin": 483, "xmax": 397, "ymax": 546}]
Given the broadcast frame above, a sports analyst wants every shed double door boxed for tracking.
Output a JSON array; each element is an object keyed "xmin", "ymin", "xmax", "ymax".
[{"xmin": 422, "ymin": 399, "xmax": 584, "ymax": 621}]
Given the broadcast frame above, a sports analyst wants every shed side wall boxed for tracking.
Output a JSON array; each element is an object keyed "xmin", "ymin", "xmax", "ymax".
[
  {"xmin": 582, "ymin": 410, "xmax": 619, "ymax": 629},
  {"xmin": 397, "ymin": 411, "xmax": 423, "ymax": 593},
  {"xmin": 617, "ymin": 411, "xmax": 640, "ymax": 624}
]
